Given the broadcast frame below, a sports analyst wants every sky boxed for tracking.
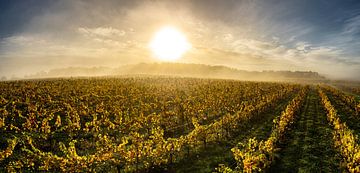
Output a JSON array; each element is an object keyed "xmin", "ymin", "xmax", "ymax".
[{"xmin": 0, "ymin": 0, "xmax": 360, "ymax": 79}]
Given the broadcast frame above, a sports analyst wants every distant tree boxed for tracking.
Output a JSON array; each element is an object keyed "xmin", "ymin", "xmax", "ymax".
[{"xmin": 1, "ymin": 76, "xmax": 6, "ymax": 81}]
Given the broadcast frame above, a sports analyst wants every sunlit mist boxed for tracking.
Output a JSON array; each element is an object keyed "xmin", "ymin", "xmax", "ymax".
[{"xmin": 149, "ymin": 26, "xmax": 191, "ymax": 61}]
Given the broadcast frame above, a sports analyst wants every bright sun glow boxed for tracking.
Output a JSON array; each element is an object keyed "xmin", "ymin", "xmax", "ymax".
[{"xmin": 150, "ymin": 26, "xmax": 191, "ymax": 61}]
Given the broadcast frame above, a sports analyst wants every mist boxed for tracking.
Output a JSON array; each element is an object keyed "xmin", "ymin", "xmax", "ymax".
[{"xmin": 0, "ymin": 0, "xmax": 359, "ymax": 80}]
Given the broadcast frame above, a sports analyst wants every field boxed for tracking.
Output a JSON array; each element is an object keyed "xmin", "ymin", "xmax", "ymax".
[{"xmin": 0, "ymin": 77, "xmax": 360, "ymax": 172}]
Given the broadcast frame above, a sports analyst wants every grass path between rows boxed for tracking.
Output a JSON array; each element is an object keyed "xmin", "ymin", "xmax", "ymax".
[
  {"xmin": 269, "ymin": 88, "xmax": 341, "ymax": 172},
  {"xmin": 163, "ymin": 93, "xmax": 297, "ymax": 173}
]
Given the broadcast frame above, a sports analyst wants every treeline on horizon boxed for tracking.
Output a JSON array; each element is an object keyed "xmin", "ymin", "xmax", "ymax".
[{"xmin": 13, "ymin": 63, "xmax": 326, "ymax": 81}]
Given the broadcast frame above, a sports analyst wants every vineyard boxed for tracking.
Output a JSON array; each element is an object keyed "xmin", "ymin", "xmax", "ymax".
[{"xmin": 0, "ymin": 77, "xmax": 360, "ymax": 172}]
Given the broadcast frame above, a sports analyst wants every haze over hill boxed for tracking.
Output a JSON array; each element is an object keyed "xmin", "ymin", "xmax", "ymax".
[{"xmin": 23, "ymin": 63, "xmax": 326, "ymax": 82}]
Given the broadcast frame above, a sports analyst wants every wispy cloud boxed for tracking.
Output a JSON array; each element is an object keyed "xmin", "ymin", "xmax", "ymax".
[
  {"xmin": 343, "ymin": 14, "xmax": 360, "ymax": 35},
  {"xmin": 78, "ymin": 27, "xmax": 126, "ymax": 37}
]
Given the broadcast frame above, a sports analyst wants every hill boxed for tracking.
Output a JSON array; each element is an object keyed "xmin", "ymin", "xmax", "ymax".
[{"xmin": 25, "ymin": 63, "xmax": 326, "ymax": 82}]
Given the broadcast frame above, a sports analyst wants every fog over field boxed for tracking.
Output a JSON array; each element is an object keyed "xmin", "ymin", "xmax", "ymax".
[{"xmin": 0, "ymin": 0, "xmax": 360, "ymax": 80}]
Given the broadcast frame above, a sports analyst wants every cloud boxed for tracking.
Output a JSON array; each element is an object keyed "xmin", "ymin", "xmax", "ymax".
[
  {"xmin": 343, "ymin": 14, "xmax": 360, "ymax": 35},
  {"xmin": 295, "ymin": 42, "xmax": 311, "ymax": 52},
  {"xmin": 213, "ymin": 35, "xmax": 360, "ymax": 79},
  {"xmin": 78, "ymin": 27, "xmax": 126, "ymax": 37},
  {"xmin": 1, "ymin": 35, "xmax": 47, "ymax": 47}
]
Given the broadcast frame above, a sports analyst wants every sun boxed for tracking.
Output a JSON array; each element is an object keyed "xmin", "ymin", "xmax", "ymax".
[{"xmin": 149, "ymin": 26, "xmax": 191, "ymax": 61}]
